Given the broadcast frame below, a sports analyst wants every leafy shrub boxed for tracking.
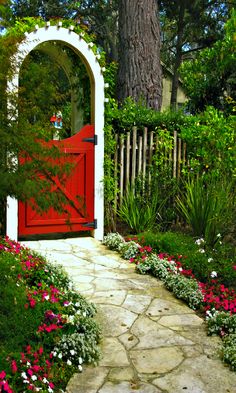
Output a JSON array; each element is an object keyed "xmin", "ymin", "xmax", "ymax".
[
  {"xmin": 136, "ymin": 253, "xmax": 203, "ymax": 310},
  {"xmin": 136, "ymin": 231, "xmax": 198, "ymax": 255},
  {"xmin": 118, "ymin": 241, "xmax": 140, "ymax": 259},
  {"xmin": 222, "ymin": 334, "xmax": 236, "ymax": 370},
  {"xmin": 136, "ymin": 231, "xmax": 236, "ymax": 290},
  {"xmin": 163, "ymin": 273, "xmax": 204, "ymax": 310},
  {"xmin": 0, "ymin": 238, "xmax": 101, "ymax": 392},
  {"xmin": 207, "ymin": 312, "xmax": 236, "ymax": 336},
  {"xmin": 103, "ymin": 232, "xmax": 125, "ymax": 250}
]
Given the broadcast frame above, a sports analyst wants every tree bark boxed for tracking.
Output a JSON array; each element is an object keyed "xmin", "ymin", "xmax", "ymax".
[
  {"xmin": 170, "ymin": 1, "xmax": 186, "ymax": 110},
  {"xmin": 117, "ymin": 0, "xmax": 162, "ymax": 110}
]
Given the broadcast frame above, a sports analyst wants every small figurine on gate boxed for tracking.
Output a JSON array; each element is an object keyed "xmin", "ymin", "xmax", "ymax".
[
  {"xmin": 50, "ymin": 111, "xmax": 63, "ymax": 129},
  {"xmin": 55, "ymin": 111, "xmax": 63, "ymax": 129}
]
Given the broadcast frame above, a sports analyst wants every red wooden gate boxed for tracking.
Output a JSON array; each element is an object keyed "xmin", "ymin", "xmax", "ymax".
[{"xmin": 18, "ymin": 125, "xmax": 96, "ymax": 237}]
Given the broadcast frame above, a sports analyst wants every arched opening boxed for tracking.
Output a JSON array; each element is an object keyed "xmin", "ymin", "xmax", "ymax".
[{"xmin": 7, "ymin": 25, "xmax": 104, "ymax": 241}]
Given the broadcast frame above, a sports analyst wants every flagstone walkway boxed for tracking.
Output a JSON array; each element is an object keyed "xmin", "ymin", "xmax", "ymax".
[{"xmin": 22, "ymin": 237, "xmax": 236, "ymax": 393}]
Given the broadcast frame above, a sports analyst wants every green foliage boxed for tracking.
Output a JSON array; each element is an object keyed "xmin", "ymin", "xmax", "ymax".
[
  {"xmin": 0, "ymin": 253, "xmax": 46, "ymax": 360},
  {"xmin": 222, "ymin": 334, "xmax": 236, "ymax": 370},
  {"xmin": 136, "ymin": 252, "xmax": 203, "ymax": 310},
  {"xmin": 117, "ymin": 182, "xmax": 161, "ymax": 233},
  {"xmin": 176, "ymin": 176, "xmax": 235, "ymax": 246},
  {"xmin": 207, "ymin": 312, "xmax": 236, "ymax": 336},
  {"xmin": 207, "ymin": 313, "xmax": 236, "ymax": 370},
  {"xmin": 110, "ymin": 97, "xmax": 190, "ymax": 130},
  {"xmin": 103, "ymin": 232, "xmax": 125, "ymax": 250},
  {"xmin": 136, "ymin": 230, "xmax": 198, "ymax": 255},
  {"xmin": 179, "ymin": 107, "xmax": 236, "ymax": 178},
  {"xmin": 135, "ymin": 231, "xmax": 236, "ymax": 289},
  {"xmin": 118, "ymin": 240, "xmax": 140, "ymax": 260},
  {"xmin": 0, "ymin": 241, "xmax": 101, "ymax": 389},
  {"xmin": 180, "ymin": 11, "xmax": 236, "ymax": 113}
]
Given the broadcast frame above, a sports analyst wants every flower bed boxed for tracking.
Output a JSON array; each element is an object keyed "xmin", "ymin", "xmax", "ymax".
[
  {"xmin": 103, "ymin": 232, "xmax": 236, "ymax": 371},
  {"xmin": 0, "ymin": 237, "xmax": 101, "ymax": 393}
]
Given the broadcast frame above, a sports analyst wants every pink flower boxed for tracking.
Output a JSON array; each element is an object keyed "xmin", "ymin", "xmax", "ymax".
[
  {"xmin": 38, "ymin": 347, "xmax": 43, "ymax": 355},
  {"xmin": 1, "ymin": 380, "xmax": 13, "ymax": 393},
  {"xmin": 233, "ymin": 265, "xmax": 236, "ymax": 270},
  {"xmin": 0, "ymin": 371, "xmax": 6, "ymax": 380},
  {"xmin": 11, "ymin": 360, "xmax": 18, "ymax": 373}
]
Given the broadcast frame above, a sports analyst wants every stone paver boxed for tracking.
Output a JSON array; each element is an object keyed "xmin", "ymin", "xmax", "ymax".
[{"xmin": 22, "ymin": 237, "xmax": 236, "ymax": 393}]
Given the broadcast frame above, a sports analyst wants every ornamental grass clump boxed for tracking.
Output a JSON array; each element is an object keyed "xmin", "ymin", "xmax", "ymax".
[{"xmin": 176, "ymin": 176, "xmax": 235, "ymax": 247}]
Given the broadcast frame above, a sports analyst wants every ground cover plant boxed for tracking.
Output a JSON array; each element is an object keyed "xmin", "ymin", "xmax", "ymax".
[
  {"xmin": 103, "ymin": 232, "xmax": 236, "ymax": 371},
  {"xmin": 0, "ymin": 237, "xmax": 101, "ymax": 393}
]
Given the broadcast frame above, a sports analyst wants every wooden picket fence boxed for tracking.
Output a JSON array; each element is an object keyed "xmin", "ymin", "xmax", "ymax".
[{"xmin": 114, "ymin": 126, "xmax": 188, "ymax": 206}]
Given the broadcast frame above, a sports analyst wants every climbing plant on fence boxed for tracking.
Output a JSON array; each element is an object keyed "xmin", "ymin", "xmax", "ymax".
[{"xmin": 103, "ymin": 97, "xmax": 236, "ymax": 233}]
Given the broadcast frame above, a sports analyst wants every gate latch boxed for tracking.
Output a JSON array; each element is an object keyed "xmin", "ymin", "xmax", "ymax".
[{"xmin": 82, "ymin": 135, "xmax": 98, "ymax": 145}]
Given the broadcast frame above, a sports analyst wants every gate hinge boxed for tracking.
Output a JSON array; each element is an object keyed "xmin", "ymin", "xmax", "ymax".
[
  {"xmin": 82, "ymin": 135, "xmax": 98, "ymax": 145},
  {"xmin": 82, "ymin": 219, "xmax": 97, "ymax": 229}
]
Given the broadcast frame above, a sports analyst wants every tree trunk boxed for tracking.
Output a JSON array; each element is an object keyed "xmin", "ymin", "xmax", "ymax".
[
  {"xmin": 118, "ymin": 0, "xmax": 162, "ymax": 110},
  {"xmin": 170, "ymin": 1, "xmax": 186, "ymax": 110}
]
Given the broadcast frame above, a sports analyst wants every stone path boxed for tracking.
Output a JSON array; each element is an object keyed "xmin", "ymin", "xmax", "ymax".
[{"xmin": 22, "ymin": 237, "xmax": 236, "ymax": 393}]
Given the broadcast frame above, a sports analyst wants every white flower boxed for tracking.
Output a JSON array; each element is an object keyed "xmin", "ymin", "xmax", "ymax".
[
  {"xmin": 78, "ymin": 365, "xmax": 82, "ymax": 371},
  {"xmin": 83, "ymin": 312, "xmax": 87, "ymax": 317},
  {"xmin": 58, "ymin": 353, "xmax": 63, "ymax": 359},
  {"xmin": 44, "ymin": 295, "xmax": 50, "ymax": 301},
  {"xmin": 70, "ymin": 350, "xmax": 75, "ymax": 356},
  {"xmin": 52, "ymin": 351, "xmax": 57, "ymax": 357},
  {"xmin": 21, "ymin": 372, "xmax": 27, "ymax": 379},
  {"xmin": 198, "ymin": 248, "xmax": 205, "ymax": 253},
  {"xmin": 208, "ymin": 258, "xmax": 213, "ymax": 262},
  {"xmin": 78, "ymin": 357, "xmax": 83, "ymax": 364},
  {"xmin": 169, "ymin": 260, "xmax": 176, "ymax": 265},
  {"xmin": 195, "ymin": 238, "xmax": 205, "ymax": 245},
  {"xmin": 31, "ymin": 375, "xmax": 37, "ymax": 381},
  {"xmin": 210, "ymin": 271, "xmax": 217, "ymax": 278},
  {"xmin": 48, "ymin": 387, "xmax": 54, "ymax": 393},
  {"xmin": 178, "ymin": 267, "xmax": 183, "ymax": 272},
  {"xmin": 23, "ymin": 380, "xmax": 29, "ymax": 384},
  {"xmin": 26, "ymin": 361, "xmax": 31, "ymax": 367},
  {"xmin": 68, "ymin": 315, "xmax": 75, "ymax": 324},
  {"xmin": 43, "ymin": 377, "xmax": 49, "ymax": 384},
  {"xmin": 217, "ymin": 233, "xmax": 221, "ymax": 238},
  {"xmin": 67, "ymin": 359, "xmax": 72, "ymax": 366}
]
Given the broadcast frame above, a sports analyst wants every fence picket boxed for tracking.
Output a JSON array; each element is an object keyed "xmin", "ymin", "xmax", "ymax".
[
  {"xmin": 131, "ymin": 127, "xmax": 137, "ymax": 184},
  {"xmin": 119, "ymin": 135, "xmax": 124, "ymax": 201},
  {"xmin": 126, "ymin": 132, "xmax": 130, "ymax": 189},
  {"xmin": 114, "ymin": 127, "xmax": 188, "ymax": 206}
]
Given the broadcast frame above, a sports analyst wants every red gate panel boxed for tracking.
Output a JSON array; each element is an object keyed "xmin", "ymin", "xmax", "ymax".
[{"xmin": 18, "ymin": 125, "xmax": 95, "ymax": 237}]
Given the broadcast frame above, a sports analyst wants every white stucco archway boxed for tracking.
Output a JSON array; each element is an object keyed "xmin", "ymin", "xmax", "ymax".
[{"xmin": 6, "ymin": 24, "xmax": 105, "ymax": 241}]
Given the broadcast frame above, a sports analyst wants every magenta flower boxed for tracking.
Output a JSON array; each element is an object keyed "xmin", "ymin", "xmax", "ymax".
[{"xmin": 0, "ymin": 371, "xmax": 6, "ymax": 380}]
